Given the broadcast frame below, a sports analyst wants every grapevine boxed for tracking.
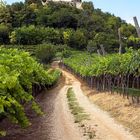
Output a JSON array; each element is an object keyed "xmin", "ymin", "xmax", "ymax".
[{"xmin": 0, "ymin": 48, "xmax": 61, "ymax": 134}]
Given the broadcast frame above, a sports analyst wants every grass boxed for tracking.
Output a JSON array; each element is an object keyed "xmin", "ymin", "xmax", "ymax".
[
  {"xmin": 67, "ymin": 88, "xmax": 96, "ymax": 139},
  {"xmin": 67, "ymin": 88, "xmax": 89, "ymax": 123}
]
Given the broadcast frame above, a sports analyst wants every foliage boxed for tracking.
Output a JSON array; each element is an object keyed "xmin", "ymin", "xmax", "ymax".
[
  {"xmin": 87, "ymin": 40, "xmax": 97, "ymax": 53},
  {"xmin": 82, "ymin": 1, "xmax": 94, "ymax": 13},
  {"xmin": 127, "ymin": 35, "xmax": 140, "ymax": 49},
  {"xmin": 35, "ymin": 44, "xmax": 56, "ymax": 63},
  {"xmin": 0, "ymin": 1, "xmax": 138, "ymax": 52},
  {"xmin": 68, "ymin": 29, "xmax": 87, "ymax": 49},
  {"xmin": 47, "ymin": 8, "xmax": 78, "ymax": 29},
  {"xmin": 120, "ymin": 24, "xmax": 136, "ymax": 39},
  {"xmin": 63, "ymin": 50, "xmax": 140, "ymax": 102},
  {"xmin": 0, "ymin": 24, "xmax": 10, "ymax": 44},
  {"xmin": 0, "ymin": 2, "xmax": 12, "ymax": 25},
  {"xmin": 10, "ymin": 26, "xmax": 62, "ymax": 45},
  {"xmin": 25, "ymin": 0, "xmax": 42, "ymax": 6},
  {"xmin": 0, "ymin": 47, "xmax": 61, "ymax": 134},
  {"xmin": 63, "ymin": 50, "xmax": 140, "ymax": 77}
]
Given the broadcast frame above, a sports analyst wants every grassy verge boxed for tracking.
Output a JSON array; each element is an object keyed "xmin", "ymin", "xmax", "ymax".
[
  {"xmin": 67, "ymin": 87, "xmax": 95, "ymax": 139},
  {"xmin": 67, "ymin": 87, "xmax": 89, "ymax": 123}
]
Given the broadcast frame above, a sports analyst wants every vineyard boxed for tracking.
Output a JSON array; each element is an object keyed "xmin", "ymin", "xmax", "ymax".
[
  {"xmin": 0, "ymin": 0, "xmax": 140, "ymax": 139},
  {"xmin": 62, "ymin": 50, "xmax": 140, "ymax": 103},
  {"xmin": 0, "ymin": 48, "xmax": 61, "ymax": 136}
]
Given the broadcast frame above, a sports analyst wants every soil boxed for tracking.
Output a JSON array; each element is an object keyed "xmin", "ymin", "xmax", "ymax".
[{"xmin": 83, "ymin": 88, "xmax": 140, "ymax": 139}]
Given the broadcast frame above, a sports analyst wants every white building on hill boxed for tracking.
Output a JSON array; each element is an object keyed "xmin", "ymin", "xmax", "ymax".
[{"xmin": 41, "ymin": 0, "xmax": 82, "ymax": 9}]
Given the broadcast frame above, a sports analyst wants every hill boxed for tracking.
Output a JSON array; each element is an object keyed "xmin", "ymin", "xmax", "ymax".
[{"xmin": 0, "ymin": 0, "xmax": 140, "ymax": 52}]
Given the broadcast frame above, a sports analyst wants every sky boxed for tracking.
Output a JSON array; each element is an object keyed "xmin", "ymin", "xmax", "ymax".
[
  {"xmin": 5, "ymin": 0, "xmax": 140, "ymax": 25},
  {"xmin": 90, "ymin": 0, "xmax": 140, "ymax": 25}
]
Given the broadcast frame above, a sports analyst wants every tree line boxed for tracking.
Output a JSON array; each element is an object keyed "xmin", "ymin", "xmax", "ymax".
[{"xmin": 0, "ymin": 0, "xmax": 140, "ymax": 52}]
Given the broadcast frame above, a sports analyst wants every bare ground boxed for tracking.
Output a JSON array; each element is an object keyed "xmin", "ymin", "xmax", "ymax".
[
  {"xmin": 82, "ymin": 87, "xmax": 140, "ymax": 139},
  {"xmin": 0, "ymin": 62, "xmax": 138, "ymax": 140}
]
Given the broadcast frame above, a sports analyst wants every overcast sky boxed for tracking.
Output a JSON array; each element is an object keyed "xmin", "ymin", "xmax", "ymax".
[{"xmin": 6, "ymin": 0, "xmax": 140, "ymax": 25}]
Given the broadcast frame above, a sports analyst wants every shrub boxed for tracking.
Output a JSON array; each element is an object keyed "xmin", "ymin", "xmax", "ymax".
[
  {"xmin": 10, "ymin": 26, "xmax": 62, "ymax": 45},
  {"xmin": 35, "ymin": 44, "xmax": 56, "ymax": 63}
]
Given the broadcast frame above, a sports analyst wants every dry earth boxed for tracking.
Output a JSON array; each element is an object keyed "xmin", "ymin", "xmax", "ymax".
[{"xmin": 82, "ymin": 84, "xmax": 140, "ymax": 139}]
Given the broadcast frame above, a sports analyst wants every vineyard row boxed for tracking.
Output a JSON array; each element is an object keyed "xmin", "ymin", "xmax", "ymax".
[{"xmin": 61, "ymin": 50, "xmax": 140, "ymax": 104}]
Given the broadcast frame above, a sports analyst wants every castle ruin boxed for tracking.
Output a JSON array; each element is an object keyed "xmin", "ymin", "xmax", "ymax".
[{"xmin": 41, "ymin": 0, "xmax": 82, "ymax": 9}]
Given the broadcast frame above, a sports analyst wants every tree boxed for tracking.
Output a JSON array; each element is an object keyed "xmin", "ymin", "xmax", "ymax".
[
  {"xmin": 10, "ymin": 25, "xmax": 43, "ymax": 44},
  {"xmin": 94, "ymin": 32, "xmax": 119, "ymax": 53},
  {"xmin": 0, "ymin": 23, "xmax": 10, "ymax": 44},
  {"xmin": 23, "ymin": 7, "xmax": 37, "ymax": 26},
  {"xmin": 92, "ymin": 13, "xmax": 106, "ymax": 32},
  {"xmin": 82, "ymin": 2, "xmax": 94, "ymax": 13},
  {"xmin": 10, "ymin": 26, "xmax": 62, "ymax": 45},
  {"xmin": 0, "ymin": 2, "xmax": 12, "ymax": 25},
  {"xmin": 43, "ymin": 27, "xmax": 62, "ymax": 44},
  {"xmin": 48, "ymin": 9, "xmax": 78, "ymax": 29},
  {"xmin": 106, "ymin": 16, "xmax": 121, "ymax": 34},
  {"xmin": 62, "ymin": 29, "xmax": 73, "ymax": 44},
  {"xmin": 120, "ymin": 24, "xmax": 136, "ymax": 39},
  {"xmin": 78, "ymin": 11, "xmax": 95, "ymax": 31},
  {"xmin": 127, "ymin": 35, "xmax": 140, "ymax": 49},
  {"xmin": 35, "ymin": 44, "xmax": 55, "ymax": 63},
  {"xmin": 68, "ymin": 29, "xmax": 87, "ymax": 49},
  {"xmin": 10, "ymin": 2, "xmax": 24, "ymax": 11},
  {"xmin": 9, "ymin": 2, "xmax": 25, "ymax": 27},
  {"xmin": 25, "ymin": 0, "xmax": 42, "ymax": 6},
  {"xmin": 0, "ymin": 0, "xmax": 6, "ymax": 7},
  {"xmin": 87, "ymin": 40, "xmax": 97, "ymax": 54}
]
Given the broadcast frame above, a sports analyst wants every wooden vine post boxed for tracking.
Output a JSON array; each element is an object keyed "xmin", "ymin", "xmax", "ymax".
[
  {"xmin": 118, "ymin": 28, "xmax": 122, "ymax": 54},
  {"xmin": 133, "ymin": 16, "xmax": 140, "ymax": 38}
]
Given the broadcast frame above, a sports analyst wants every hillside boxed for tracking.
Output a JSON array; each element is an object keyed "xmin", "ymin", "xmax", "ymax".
[{"xmin": 0, "ymin": 0, "xmax": 140, "ymax": 52}]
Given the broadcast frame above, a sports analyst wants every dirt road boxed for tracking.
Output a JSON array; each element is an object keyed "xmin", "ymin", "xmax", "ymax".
[
  {"xmin": 62, "ymin": 69, "xmax": 137, "ymax": 140},
  {"xmin": 0, "ymin": 62, "xmax": 137, "ymax": 140}
]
